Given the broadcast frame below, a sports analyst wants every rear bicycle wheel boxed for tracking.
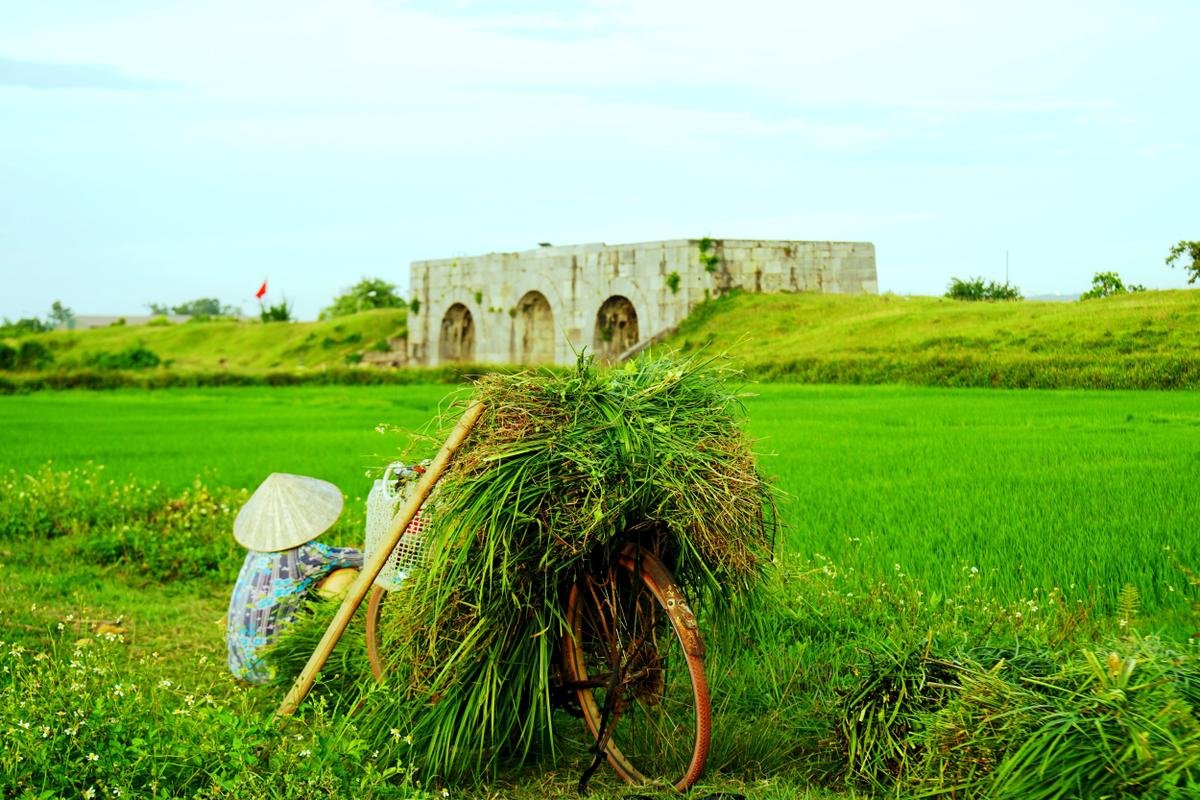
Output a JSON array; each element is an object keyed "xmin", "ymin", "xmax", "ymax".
[
  {"xmin": 364, "ymin": 584, "xmax": 389, "ymax": 681},
  {"xmin": 561, "ymin": 543, "xmax": 711, "ymax": 790}
]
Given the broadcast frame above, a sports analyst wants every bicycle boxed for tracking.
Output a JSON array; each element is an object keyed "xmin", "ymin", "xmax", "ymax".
[{"xmin": 363, "ymin": 516, "xmax": 713, "ymax": 791}]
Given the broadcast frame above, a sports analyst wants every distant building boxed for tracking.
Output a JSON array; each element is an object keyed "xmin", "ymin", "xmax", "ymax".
[
  {"xmin": 407, "ymin": 238, "xmax": 877, "ymax": 366},
  {"xmin": 56, "ymin": 314, "xmax": 194, "ymax": 330}
]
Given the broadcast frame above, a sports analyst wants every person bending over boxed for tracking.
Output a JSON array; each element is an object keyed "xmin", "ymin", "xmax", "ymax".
[{"xmin": 225, "ymin": 472, "xmax": 363, "ymax": 684}]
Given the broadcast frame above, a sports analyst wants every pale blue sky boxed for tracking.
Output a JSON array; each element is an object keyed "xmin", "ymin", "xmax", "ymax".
[{"xmin": 2, "ymin": 0, "xmax": 1197, "ymax": 321}]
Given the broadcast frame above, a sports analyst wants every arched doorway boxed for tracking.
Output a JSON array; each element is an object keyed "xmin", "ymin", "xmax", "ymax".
[
  {"xmin": 439, "ymin": 303, "xmax": 475, "ymax": 363},
  {"xmin": 514, "ymin": 291, "xmax": 555, "ymax": 364},
  {"xmin": 593, "ymin": 295, "xmax": 639, "ymax": 362}
]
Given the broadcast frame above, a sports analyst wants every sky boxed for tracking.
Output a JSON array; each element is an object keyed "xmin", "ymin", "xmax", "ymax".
[{"xmin": 2, "ymin": 0, "xmax": 1197, "ymax": 321}]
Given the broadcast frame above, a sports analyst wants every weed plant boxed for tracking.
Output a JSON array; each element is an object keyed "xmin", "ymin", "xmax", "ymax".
[{"xmin": 0, "ymin": 633, "xmax": 432, "ymax": 799}]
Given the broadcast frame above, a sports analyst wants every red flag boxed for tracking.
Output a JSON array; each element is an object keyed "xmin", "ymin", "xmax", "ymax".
[{"xmin": 255, "ymin": 281, "xmax": 267, "ymax": 300}]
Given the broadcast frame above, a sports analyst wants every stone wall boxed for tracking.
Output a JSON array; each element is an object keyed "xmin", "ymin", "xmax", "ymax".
[{"xmin": 407, "ymin": 238, "xmax": 876, "ymax": 366}]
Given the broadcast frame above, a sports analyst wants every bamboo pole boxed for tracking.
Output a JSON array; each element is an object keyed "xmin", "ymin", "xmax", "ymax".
[{"xmin": 276, "ymin": 400, "xmax": 485, "ymax": 717}]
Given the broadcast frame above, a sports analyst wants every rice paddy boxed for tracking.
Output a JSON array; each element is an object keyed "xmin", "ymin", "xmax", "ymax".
[
  {"xmin": 4, "ymin": 377, "xmax": 1200, "ymax": 797},
  {"xmin": 1, "ymin": 381, "xmax": 1197, "ymax": 627}
]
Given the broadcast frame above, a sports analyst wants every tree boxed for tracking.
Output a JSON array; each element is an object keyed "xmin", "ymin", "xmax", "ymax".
[
  {"xmin": 47, "ymin": 300, "xmax": 74, "ymax": 328},
  {"xmin": 1166, "ymin": 240, "xmax": 1200, "ymax": 284},
  {"xmin": 146, "ymin": 298, "xmax": 241, "ymax": 318},
  {"xmin": 172, "ymin": 298, "xmax": 241, "ymax": 317},
  {"xmin": 320, "ymin": 278, "xmax": 404, "ymax": 319},
  {"xmin": 1080, "ymin": 271, "xmax": 1146, "ymax": 300}
]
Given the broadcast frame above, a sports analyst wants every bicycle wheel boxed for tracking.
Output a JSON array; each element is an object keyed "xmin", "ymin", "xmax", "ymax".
[
  {"xmin": 561, "ymin": 543, "xmax": 711, "ymax": 790},
  {"xmin": 365, "ymin": 584, "xmax": 389, "ymax": 681}
]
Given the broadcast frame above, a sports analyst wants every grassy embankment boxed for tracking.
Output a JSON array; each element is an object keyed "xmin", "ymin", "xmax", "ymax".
[
  {"xmin": 2, "ymin": 307, "xmax": 407, "ymax": 371},
  {"xmin": 3, "ymin": 384, "xmax": 1200, "ymax": 797},
  {"xmin": 668, "ymin": 289, "xmax": 1200, "ymax": 388},
  {"xmin": 5, "ymin": 289, "xmax": 1200, "ymax": 391}
]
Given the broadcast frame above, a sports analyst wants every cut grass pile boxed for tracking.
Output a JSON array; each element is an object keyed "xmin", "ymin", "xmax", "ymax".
[{"xmin": 332, "ymin": 355, "xmax": 777, "ymax": 780}]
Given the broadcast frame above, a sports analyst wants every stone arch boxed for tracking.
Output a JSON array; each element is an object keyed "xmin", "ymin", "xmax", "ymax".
[
  {"xmin": 514, "ymin": 290, "xmax": 555, "ymax": 364},
  {"xmin": 593, "ymin": 295, "xmax": 639, "ymax": 362},
  {"xmin": 439, "ymin": 303, "xmax": 475, "ymax": 363}
]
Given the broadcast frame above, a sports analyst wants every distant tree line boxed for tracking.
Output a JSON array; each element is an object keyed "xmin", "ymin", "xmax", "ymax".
[
  {"xmin": 147, "ymin": 298, "xmax": 242, "ymax": 319},
  {"xmin": 0, "ymin": 300, "xmax": 74, "ymax": 337},
  {"xmin": 944, "ymin": 239, "xmax": 1197, "ymax": 302}
]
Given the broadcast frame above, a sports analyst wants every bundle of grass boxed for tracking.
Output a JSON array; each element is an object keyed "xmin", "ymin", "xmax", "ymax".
[
  {"xmin": 839, "ymin": 636, "xmax": 1200, "ymax": 798},
  {"xmin": 356, "ymin": 354, "xmax": 778, "ymax": 781}
]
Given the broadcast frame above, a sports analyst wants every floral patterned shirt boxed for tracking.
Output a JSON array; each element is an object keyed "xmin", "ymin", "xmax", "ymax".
[{"xmin": 225, "ymin": 541, "xmax": 363, "ymax": 684}]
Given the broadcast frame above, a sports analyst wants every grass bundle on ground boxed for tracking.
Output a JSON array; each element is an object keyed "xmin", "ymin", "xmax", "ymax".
[
  {"xmin": 839, "ymin": 636, "xmax": 1200, "ymax": 798},
  {"xmin": 355, "ymin": 354, "xmax": 777, "ymax": 781}
]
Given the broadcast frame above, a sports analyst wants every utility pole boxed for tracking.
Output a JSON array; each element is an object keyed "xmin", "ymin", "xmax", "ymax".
[{"xmin": 1005, "ymin": 250, "xmax": 1010, "ymax": 285}]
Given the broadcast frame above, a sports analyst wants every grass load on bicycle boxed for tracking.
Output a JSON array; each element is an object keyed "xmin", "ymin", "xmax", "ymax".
[{"xmin": 269, "ymin": 353, "xmax": 778, "ymax": 789}]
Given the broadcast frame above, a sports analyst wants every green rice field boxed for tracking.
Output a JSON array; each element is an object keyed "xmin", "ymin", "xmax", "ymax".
[
  {"xmin": 5, "ymin": 379, "xmax": 1200, "ymax": 798},
  {"xmin": 2, "ymin": 382, "xmax": 1197, "ymax": 629}
]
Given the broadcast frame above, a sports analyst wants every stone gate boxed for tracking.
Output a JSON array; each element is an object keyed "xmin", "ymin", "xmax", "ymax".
[{"xmin": 407, "ymin": 238, "xmax": 876, "ymax": 366}]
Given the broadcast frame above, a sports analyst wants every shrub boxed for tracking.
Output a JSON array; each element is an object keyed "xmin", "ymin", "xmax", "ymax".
[
  {"xmin": 260, "ymin": 301, "xmax": 293, "ymax": 322},
  {"xmin": 89, "ymin": 346, "xmax": 161, "ymax": 370},
  {"xmin": 0, "ymin": 343, "xmax": 15, "ymax": 370},
  {"xmin": 698, "ymin": 237, "xmax": 721, "ymax": 272},
  {"xmin": 945, "ymin": 277, "xmax": 1023, "ymax": 301},
  {"xmin": 16, "ymin": 339, "xmax": 53, "ymax": 369}
]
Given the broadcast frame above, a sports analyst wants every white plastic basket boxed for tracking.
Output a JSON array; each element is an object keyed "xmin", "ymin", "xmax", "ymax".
[{"xmin": 364, "ymin": 462, "xmax": 430, "ymax": 590}]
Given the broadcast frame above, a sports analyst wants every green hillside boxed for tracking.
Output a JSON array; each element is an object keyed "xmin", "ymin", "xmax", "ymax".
[
  {"xmin": 8, "ymin": 308, "xmax": 407, "ymax": 372},
  {"xmin": 6, "ymin": 290, "xmax": 1200, "ymax": 390},
  {"xmin": 666, "ymin": 289, "xmax": 1200, "ymax": 388}
]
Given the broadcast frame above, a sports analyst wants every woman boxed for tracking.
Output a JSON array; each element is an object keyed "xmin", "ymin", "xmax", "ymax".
[{"xmin": 225, "ymin": 472, "xmax": 363, "ymax": 684}]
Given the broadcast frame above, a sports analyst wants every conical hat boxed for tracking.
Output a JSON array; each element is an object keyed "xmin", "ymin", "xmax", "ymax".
[{"xmin": 234, "ymin": 473, "xmax": 344, "ymax": 552}]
